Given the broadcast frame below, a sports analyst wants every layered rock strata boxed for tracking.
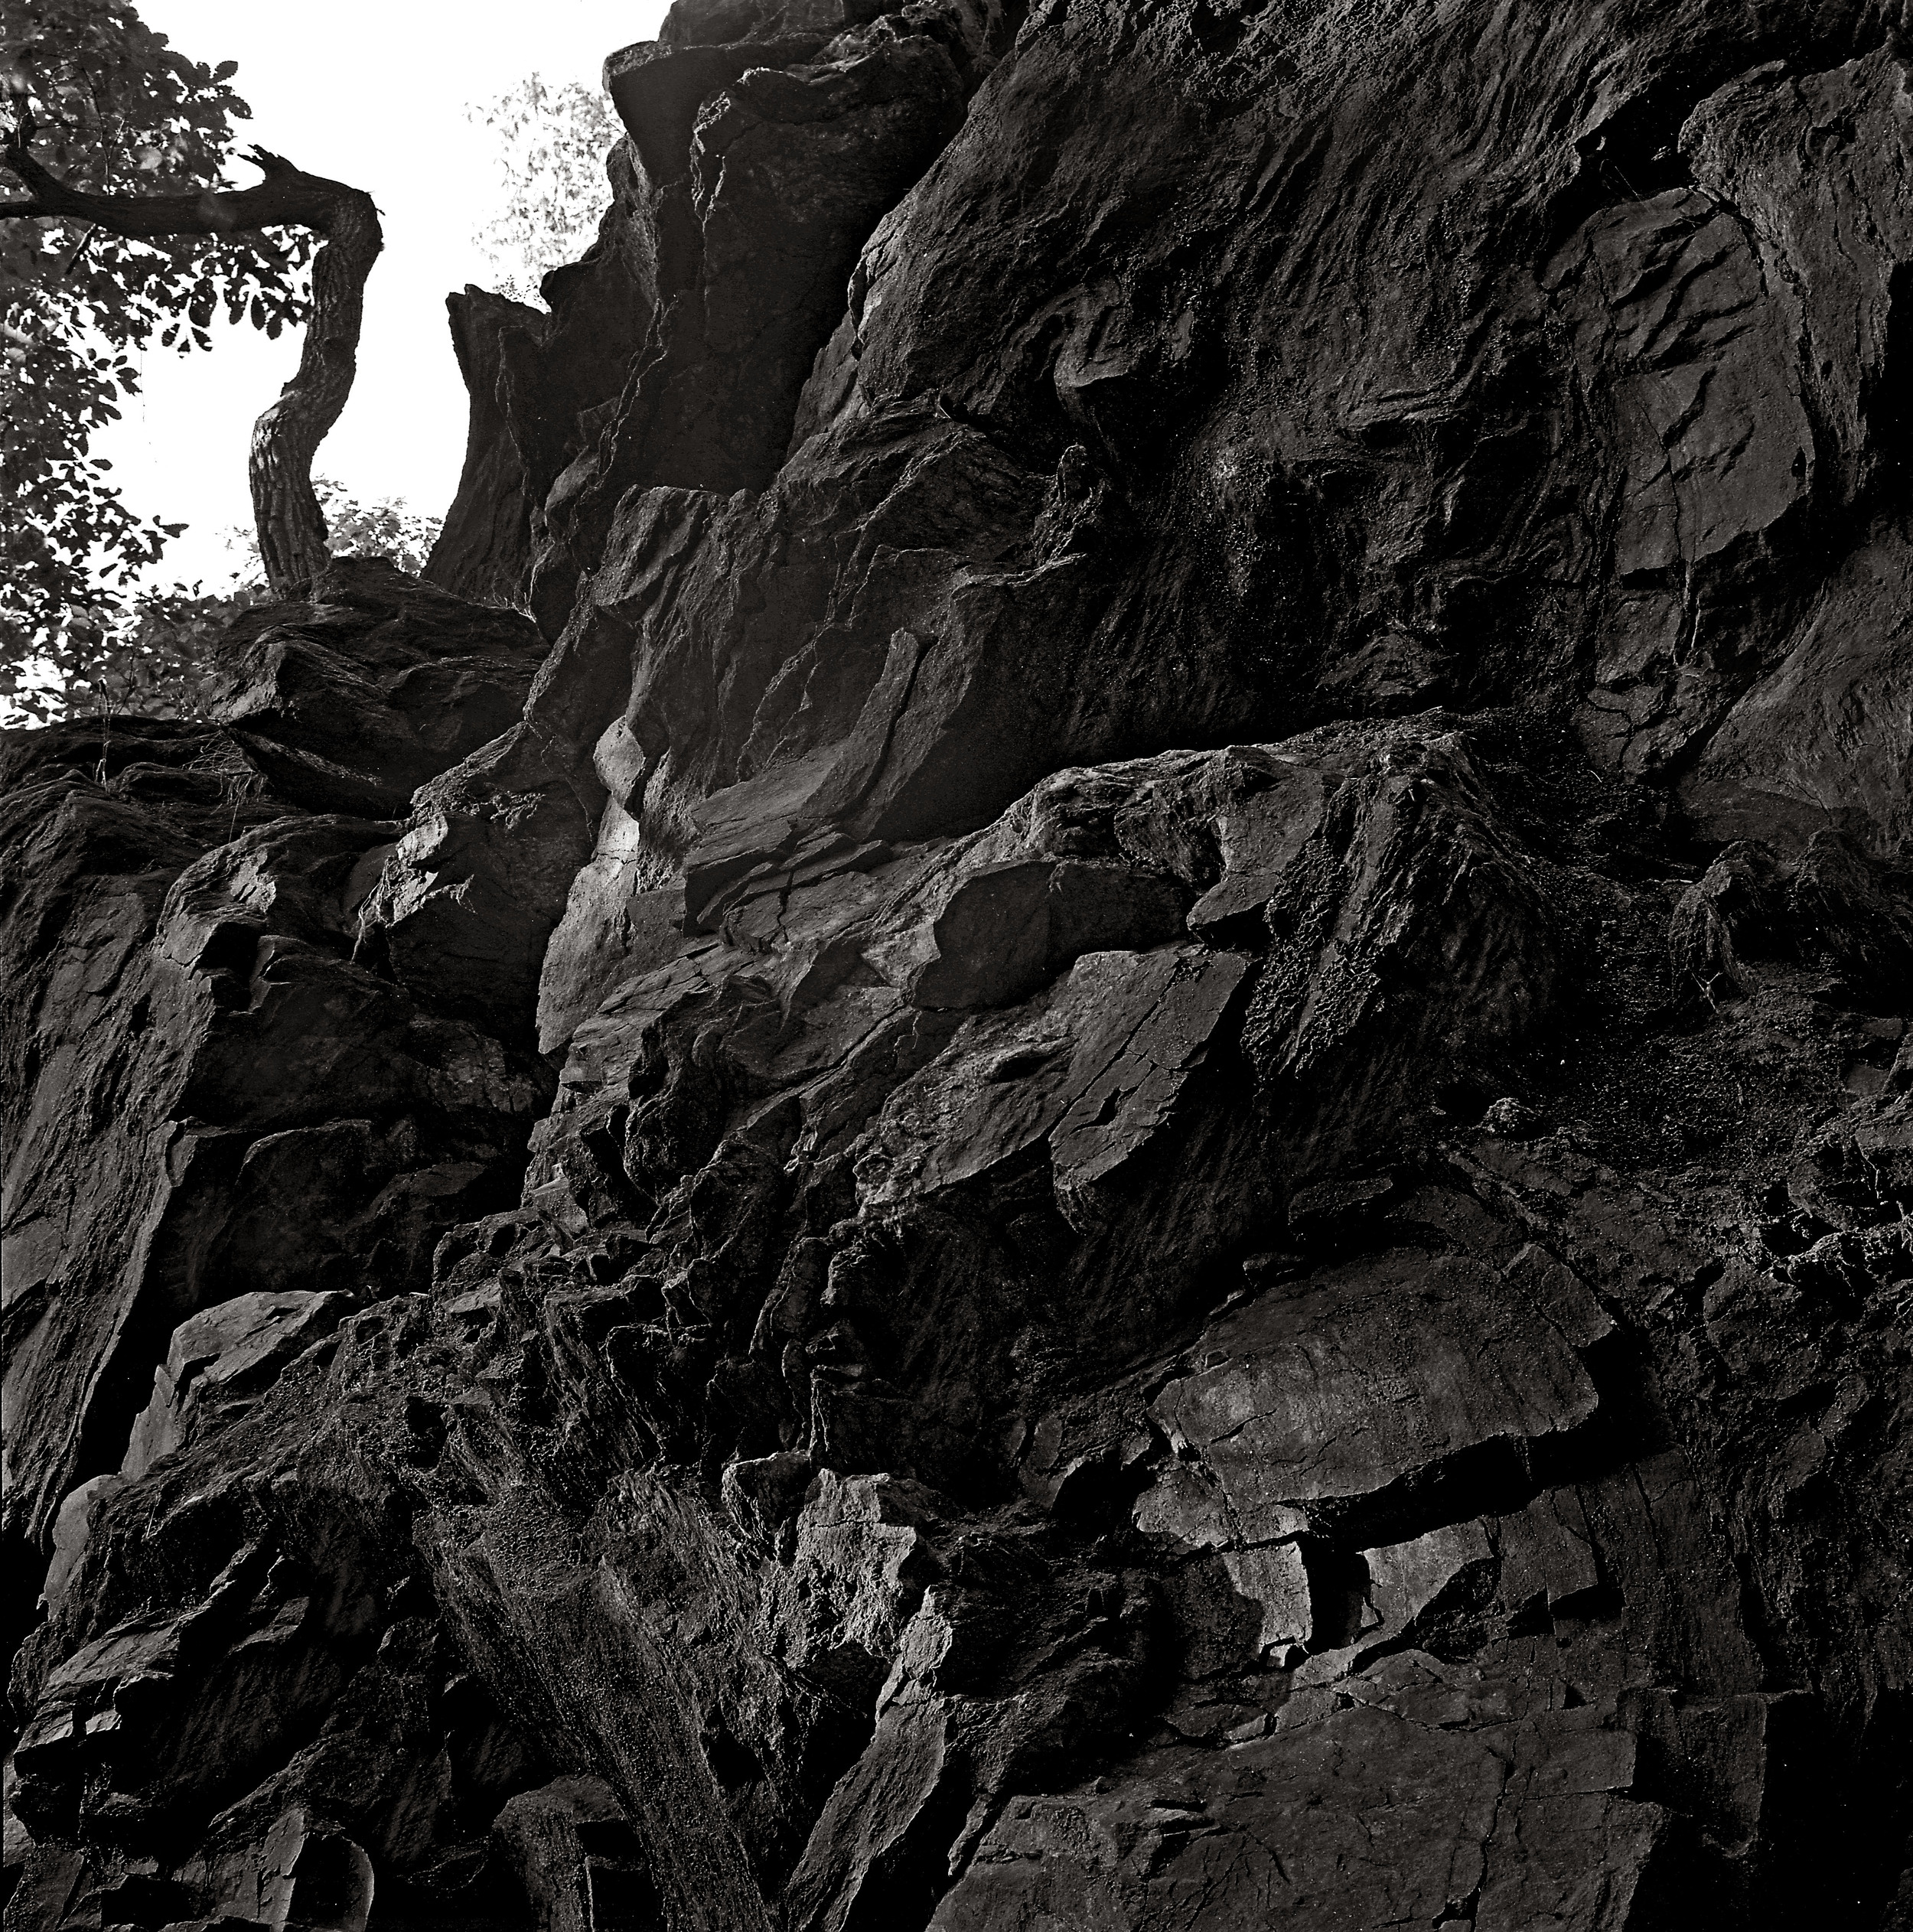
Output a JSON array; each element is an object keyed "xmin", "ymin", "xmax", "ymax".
[{"xmin": 5, "ymin": 1, "xmax": 1911, "ymax": 1930}]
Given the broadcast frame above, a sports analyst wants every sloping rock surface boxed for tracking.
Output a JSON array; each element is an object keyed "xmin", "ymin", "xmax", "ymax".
[{"xmin": 5, "ymin": 2, "xmax": 1912, "ymax": 1930}]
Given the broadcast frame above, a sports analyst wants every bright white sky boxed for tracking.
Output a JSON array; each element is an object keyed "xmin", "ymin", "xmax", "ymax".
[{"xmin": 103, "ymin": 0, "xmax": 669, "ymax": 588}]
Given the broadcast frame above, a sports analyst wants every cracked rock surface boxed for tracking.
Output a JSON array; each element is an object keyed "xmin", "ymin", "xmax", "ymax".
[{"xmin": 4, "ymin": 0, "xmax": 1911, "ymax": 1929}]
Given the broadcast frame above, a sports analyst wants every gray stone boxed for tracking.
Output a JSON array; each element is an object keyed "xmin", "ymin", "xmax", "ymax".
[{"xmin": 1150, "ymin": 1249, "xmax": 1602, "ymax": 1541}]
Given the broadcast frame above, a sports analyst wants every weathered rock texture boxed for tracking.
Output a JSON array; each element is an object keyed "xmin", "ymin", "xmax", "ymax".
[{"xmin": 5, "ymin": 1, "xmax": 1911, "ymax": 1929}]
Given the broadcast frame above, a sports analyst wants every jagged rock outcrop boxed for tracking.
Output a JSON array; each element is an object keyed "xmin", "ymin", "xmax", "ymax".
[
  {"xmin": 1, "ymin": 562, "xmax": 549, "ymax": 1627},
  {"xmin": 5, "ymin": 1, "xmax": 1911, "ymax": 1930}
]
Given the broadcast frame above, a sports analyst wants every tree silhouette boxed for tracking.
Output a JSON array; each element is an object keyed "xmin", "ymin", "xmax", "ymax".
[{"xmin": 2, "ymin": 0, "xmax": 380, "ymax": 715}]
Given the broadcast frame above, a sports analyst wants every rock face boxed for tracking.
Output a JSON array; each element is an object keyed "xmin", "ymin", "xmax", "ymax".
[{"xmin": 5, "ymin": 3, "xmax": 1911, "ymax": 1931}]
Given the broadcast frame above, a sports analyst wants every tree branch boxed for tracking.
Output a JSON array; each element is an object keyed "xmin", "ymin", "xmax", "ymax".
[{"xmin": 2, "ymin": 118, "xmax": 364, "ymax": 230}]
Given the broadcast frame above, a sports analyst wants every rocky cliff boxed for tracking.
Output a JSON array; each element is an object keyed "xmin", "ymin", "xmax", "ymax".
[{"xmin": 4, "ymin": 1, "xmax": 1911, "ymax": 1928}]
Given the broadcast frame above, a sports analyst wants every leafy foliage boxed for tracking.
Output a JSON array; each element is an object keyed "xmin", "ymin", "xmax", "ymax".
[
  {"xmin": 470, "ymin": 74, "xmax": 620, "ymax": 308},
  {"xmin": 43, "ymin": 580, "xmax": 266, "ymax": 722},
  {"xmin": 0, "ymin": 0, "xmax": 312, "ymax": 706},
  {"xmin": 314, "ymin": 477, "xmax": 441, "ymax": 575},
  {"xmin": 11, "ymin": 480, "xmax": 442, "ymax": 725}
]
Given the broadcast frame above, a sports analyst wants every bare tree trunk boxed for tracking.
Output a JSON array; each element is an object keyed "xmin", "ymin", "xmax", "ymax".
[
  {"xmin": 248, "ymin": 179, "xmax": 383, "ymax": 594},
  {"xmin": 2, "ymin": 131, "xmax": 383, "ymax": 599}
]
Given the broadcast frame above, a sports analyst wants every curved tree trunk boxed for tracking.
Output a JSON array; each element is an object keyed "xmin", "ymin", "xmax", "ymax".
[
  {"xmin": 2, "ymin": 132, "xmax": 383, "ymax": 599},
  {"xmin": 247, "ymin": 175, "xmax": 383, "ymax": 594}
]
